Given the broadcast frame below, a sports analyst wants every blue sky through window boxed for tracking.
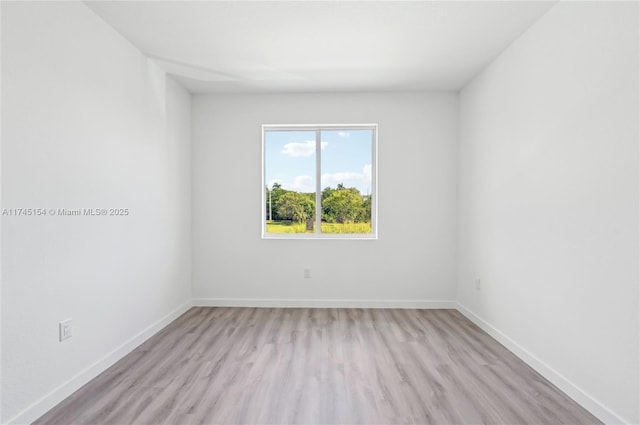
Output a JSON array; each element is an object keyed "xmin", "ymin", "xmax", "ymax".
[{"xmin": 265, "ymin": 129, "xmax": 372, "ymax": 195}]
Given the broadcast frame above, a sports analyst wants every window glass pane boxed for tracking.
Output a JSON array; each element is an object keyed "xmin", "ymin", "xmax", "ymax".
[
  {"xmin": 264, "ymin": 130, "xmax": 317, "ymax": 234},
  {"xmin": 320, "ymin": 129, "xmax": 373, "ymax": 234}
]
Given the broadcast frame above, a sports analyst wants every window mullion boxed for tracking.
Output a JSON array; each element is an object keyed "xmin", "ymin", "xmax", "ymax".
[{"xmin": 315, "ymin": 129, "xmax": 322, "ymax": 234}]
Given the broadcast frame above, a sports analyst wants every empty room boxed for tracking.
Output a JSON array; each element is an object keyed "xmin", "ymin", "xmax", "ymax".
[{"xmin": 1, "ymin": 1, "xmax": 638, "ymax": 424}]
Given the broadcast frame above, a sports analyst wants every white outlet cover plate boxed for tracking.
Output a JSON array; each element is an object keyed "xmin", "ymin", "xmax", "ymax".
[{"xmin": 59, "ymin": 319, "xmax": 72, "ymax": 341}]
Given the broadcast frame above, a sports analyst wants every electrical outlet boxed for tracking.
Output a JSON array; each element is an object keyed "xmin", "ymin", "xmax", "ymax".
[
  {"xmin": 304, "ymin": 268, "xmax": 311, "ymax": 279},
  {"xmin": 475, "ymin": 277, "xmax": 481, "ymax": 290},
  {"xmin": 59, "ymin": 318, "xmax": 73, "ymax": 341}
]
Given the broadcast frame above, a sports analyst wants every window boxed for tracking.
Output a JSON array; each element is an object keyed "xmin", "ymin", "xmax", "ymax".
[{"xmin": 262, "ymin": 124, "xmax": 377, "ymax": 239}]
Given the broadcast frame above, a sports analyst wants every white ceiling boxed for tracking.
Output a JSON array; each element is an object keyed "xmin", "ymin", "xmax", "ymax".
[{"xmin": 86, "ymin": 1, "xmax": 556, "ymax": 93}]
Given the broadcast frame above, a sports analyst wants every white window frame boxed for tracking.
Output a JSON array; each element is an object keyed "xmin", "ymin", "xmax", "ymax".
[{"xmin": 262, "ymin": 123, "xmax": 378, "ymax": 240}]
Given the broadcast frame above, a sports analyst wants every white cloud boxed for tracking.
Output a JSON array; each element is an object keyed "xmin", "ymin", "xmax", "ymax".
[
  {"xmin": 271, "ymin": 175, "xmax": 315, "ymax": 193},
  {"xmin": 321, "ymin": 164, "xmax": 372, "ymax": 190},
  {"xmin": 321, "ymin": 171, "xmax": 361, "ymax": 187},
  {"xmin": 281, "ymin": 141, "xmax": 328, "ymax": 157},
  {"xmin": 270, "ymin": 164, "xmax": 372, "ymax": 194},
  {"xmin": 363, "ymin": 164, "xmax": 372, "ymax": 180},
  {"xmin": 291, "ymin": 175, "xmax": 314, "ymax": 192},
  {"xmin": 337, "ymin": 131, "xmax": 350, "ymax": 138}
]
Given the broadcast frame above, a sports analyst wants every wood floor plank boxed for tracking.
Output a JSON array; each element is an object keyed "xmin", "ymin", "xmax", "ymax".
[{"xmin": 33, "ymin": 307, "xmax": 603, "ymax": 425}]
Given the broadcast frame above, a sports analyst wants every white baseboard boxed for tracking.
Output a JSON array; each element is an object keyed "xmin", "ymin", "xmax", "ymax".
[
  {"xmin": 193, "ymin": 297, "xmax": 456, "ymax": 309},
  {"xmin": 7, "ymin": 299, "xmax": 194, "ymax": 425},
  {"xmin": 455, "ymin": 303, "xmax": 629, "ymax": 425}
]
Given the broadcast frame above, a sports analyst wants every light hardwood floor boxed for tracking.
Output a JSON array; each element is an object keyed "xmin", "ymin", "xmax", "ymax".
[{"xmin": 34, "ymin": 307, "xmax": 602, "ymax": 425}]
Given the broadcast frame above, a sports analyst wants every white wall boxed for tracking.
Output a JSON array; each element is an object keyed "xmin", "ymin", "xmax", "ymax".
[
  {"xmin": 457, "ymin": 2, "xmax": 639, "ymax": 424},
  {"xmin": 192, "ymin": 93, "xmax": 457, "ymax": 306},
  {"xmin": 1, "ymin": 2, "xmax": 192, "ymax": 423},
  {"xmin": 0, "ymin": 3, "xmax": 4, "ymax": 422}
]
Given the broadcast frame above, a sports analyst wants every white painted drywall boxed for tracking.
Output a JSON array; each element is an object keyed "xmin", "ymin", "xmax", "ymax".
[
  {"xmin": 192, "ymin": 93, "xmax": 457, "ymax": 304},
  {"xmin": 1, "ymin": 2, "xmax": 192, "ymax": 423},
  {"xmin": 457, "ymin": 2, "xmax": 639, "ymax": 423},
  {"xmin": 0, "ymin": 2, "xmax": 3, "ymax": 421}
]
